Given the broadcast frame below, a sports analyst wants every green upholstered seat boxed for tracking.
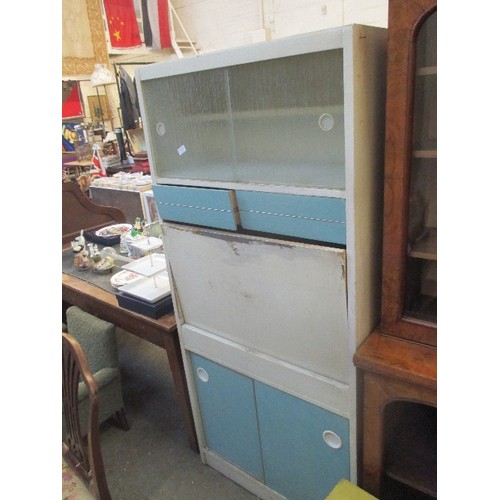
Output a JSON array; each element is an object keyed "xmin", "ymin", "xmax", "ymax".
[{"xmin": 63, "ymin": 306, "xmax": 129, "ymax": 434}]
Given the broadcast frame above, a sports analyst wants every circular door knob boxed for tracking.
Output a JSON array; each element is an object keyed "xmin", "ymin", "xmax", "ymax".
[
  {"xmin": 318, "ymin": 113, "xmax": 334, "ymax": 131},
  {"xmin": 323, "ymin": 430, "xmax": 343, "ymax": 449},
  {"xmin": 156, "ymin": 122, "xmax": 166, "ymax": 136},
  {"xmin": 196, "ymin": 367, "xmax": 209, "ymax": 382}
]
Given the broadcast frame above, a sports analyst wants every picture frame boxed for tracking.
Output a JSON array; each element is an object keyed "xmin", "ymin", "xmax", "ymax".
[
  {"xmin": 88, "ymin": 95, "xmax": 110, "ymax": 122},
  {"xmin": 141, "ymin": 190, "xmax": 160, "ymax": 224},
  {"xmin": 127, "ymin": 128, "xmax": 147, "ymax": 154}
]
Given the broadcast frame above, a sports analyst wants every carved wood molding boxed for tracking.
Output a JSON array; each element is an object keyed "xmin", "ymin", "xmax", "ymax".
[{"xmin": 62, "ymin": 0, "xmax": 110, "ymax": 77}]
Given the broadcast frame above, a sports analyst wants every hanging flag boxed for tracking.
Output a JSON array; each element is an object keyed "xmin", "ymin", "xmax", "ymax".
[
  {"xmin": 62, "ymin": 82, "xmax": 83, "ymax": 119},
  {"xmin": 103, "ymin": 0, "xmax": 142, "ymax": 49},
  {"xmin": 141, "ymin": 0, "xmax": 152, "ymax": 47},
  {"xmin": 144, "ymin": 0, "xmax": 172, "ymax": 49},
  {"xmin": 91, "ymin": 144, "xmax": 107, "ymax": 177}
]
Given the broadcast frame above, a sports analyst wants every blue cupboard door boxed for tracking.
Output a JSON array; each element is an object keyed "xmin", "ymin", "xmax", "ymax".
[
  {"xmin": 190, "ymin": 354, "xmax": 265, "ymax": 481},
  {"xmin": 255, "ymin": 382, "xmax": 350, "ymax": 500}
]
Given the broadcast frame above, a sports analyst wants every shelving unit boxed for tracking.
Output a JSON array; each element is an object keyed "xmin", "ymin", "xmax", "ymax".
[
  {"xmin": 354, "ymin": 1, "xmax": 437, "ymax": 499},
  {"xmin": 384, "ymin": 402, "xmax": 437, "ymax": 497}
]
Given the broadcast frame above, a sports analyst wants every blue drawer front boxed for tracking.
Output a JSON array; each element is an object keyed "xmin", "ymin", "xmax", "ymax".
[
  {"xmin": 152, "ymin": 185, "xmax": 238, "ymax": 231},
  {"xmin": 235, "ymin": 191, "xmax": 346, "ymax": 244}
]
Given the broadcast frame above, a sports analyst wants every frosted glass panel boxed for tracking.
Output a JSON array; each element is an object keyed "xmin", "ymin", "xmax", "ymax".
[
  {"xmin": 141, "ymin": 68, "xmax": 236, "ymax": 181},
  {"xmin": 229, "ymin": 50, "xmax": 345, "ymax": 189},
  {"xmin": 141, "ymin": 49, "xmax": 345, "ymax": 189}
]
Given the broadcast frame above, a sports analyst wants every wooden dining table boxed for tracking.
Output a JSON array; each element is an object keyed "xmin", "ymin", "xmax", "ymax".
[{"xmin": 62, "ymin": 268, "xmax": 199, "ymax": 453}]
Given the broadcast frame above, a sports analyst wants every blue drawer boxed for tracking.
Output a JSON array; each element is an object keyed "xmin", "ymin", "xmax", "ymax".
[
  {"xmin": 152, "ymin": 185, "xmax": 238, "ymax": 231},
  {"xmin": 235, "ymin": 191, "xmax": 346, "ymax": 244}
]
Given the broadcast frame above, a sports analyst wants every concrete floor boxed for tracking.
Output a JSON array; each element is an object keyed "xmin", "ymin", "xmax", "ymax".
[{"xmin": 100, "ymin": 328, "xmax": 259, "ymax": 500}]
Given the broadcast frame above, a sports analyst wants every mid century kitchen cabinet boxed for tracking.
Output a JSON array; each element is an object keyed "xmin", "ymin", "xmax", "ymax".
[
  {"xmin": 353, "ymin": 1, "xmax": 437, "ymax": 498},
  {"xmin": 136, "ymin": 25, "xmax": 387, "ymax": 500}
]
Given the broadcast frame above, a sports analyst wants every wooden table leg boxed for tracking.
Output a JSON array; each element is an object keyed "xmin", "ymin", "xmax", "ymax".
[
  {"xmin": 163, "ymin": 334, "xmax": 199, "ymax": 453},
  {"xmin": 359, "ymin": 372, "xmax": 386, "ymax": 496}
]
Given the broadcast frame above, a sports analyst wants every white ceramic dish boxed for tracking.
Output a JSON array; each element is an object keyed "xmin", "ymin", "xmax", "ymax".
[
  {"xmin": 129, "ymin": 237, "xmax": 163, "ymax": 252},
  {"xmin": 120, "ymin": 272, "xmax": 171, "ymax": 303},
  {"xmin": 110, "ymin": 269, "xmax": 143, "ymax": 288},
  {"xmin": 95, "ymin": 223, "xmax": 132, "ymax": 237},
  {"xmin": 122, "ymin": 253, "xmax": 167, "ymax": 277}
]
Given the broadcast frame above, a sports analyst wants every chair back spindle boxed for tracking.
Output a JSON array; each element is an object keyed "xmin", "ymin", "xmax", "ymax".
[{"xmin": 62, "ymin": 332, "xmax": 112, "ymax": 500}]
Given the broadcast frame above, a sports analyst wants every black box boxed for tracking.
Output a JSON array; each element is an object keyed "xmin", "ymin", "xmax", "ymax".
[{"xmin": 116, "ymin": 291, "xmax": 173, "ymax": 319}]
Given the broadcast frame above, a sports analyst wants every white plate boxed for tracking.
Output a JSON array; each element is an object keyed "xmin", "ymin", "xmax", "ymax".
[
  {"xmin": 95, "ymin": 223, "xmax": 132, "ymax": 237},
  {"xmin": 122, "ymin": 253, "xmax": 166, "ymax": 277},
  {"xmin": 120, "ymin": 272, "xmax": 171, "ymax": 303},
  {"xmin": 110, "ymin": 269, "xmax": 143, "ymax": 288},
  {"xmin": 129, "ymin": 237, "xmax": 163, "ymax": 252}
]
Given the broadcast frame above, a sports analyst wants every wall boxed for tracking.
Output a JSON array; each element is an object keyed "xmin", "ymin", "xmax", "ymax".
[
  {"xmin": 173, "ymin": 0, "xmax": 388, "ymax": 53},
  {"xmin": 63, "ymin": 0, "xmax": 388, "ymax": 136}
]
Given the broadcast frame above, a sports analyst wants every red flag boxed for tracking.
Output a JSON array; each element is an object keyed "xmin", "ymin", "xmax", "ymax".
[
  {"xmin": 92, "ymin": 146, "xmax": 107, "ymax": 177},
  {"xmin": 62, "ymin": 82, "xmax": 83, "ymax": 118},
  {"xmin": 103, "ymin": 0, "xmax": 142, "ymax": 49},
  {"xmin": 144, "ymin": 0, "xmax": 171, "ymax": 49}
]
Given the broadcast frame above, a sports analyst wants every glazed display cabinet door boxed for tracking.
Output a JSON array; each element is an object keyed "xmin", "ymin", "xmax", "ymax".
[
  {"xmin": 190, "ymin": 353, "xmax": 264, "ymax": 481},
  {"xmin": 380, "ymin": 3, "xmax": 437, "ymax": 345},
  {"xmin": 405, "ymin": 10, "xmax": 437, "ymax": 325}
]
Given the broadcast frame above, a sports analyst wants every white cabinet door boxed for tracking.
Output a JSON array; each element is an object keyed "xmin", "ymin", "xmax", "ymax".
[{"xmin": 163, "ymin": 223, "xmax": 349, "ymax": 383}]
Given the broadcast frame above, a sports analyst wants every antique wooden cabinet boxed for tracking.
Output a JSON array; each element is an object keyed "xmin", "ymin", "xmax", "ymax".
[
  {"xmin": 354, "ymin": 1, "xmax": 437, "ymax": 498},
  {"xmin": 136, "ymin": 25, "xmax": 387, "ymax": 500}
]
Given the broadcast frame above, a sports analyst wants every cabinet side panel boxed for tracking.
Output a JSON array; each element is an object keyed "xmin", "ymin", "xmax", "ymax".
[{"xmin": 344, "ymin": 25, "xmax": 387, "ymax": 350}]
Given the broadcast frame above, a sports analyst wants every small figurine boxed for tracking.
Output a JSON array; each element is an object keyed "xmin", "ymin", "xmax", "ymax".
[
  {"xmin": 71, "ymin": 230, "xmax": 86, "ymax": 253},
  {"xmin": 73, "ymin": 247, "xmax": 92, "ymax": 271},
  {"xmin": 131, "ymin": 217, "xmax": 144, "ymax": 237},
  {"xmin": 93, "ymin": 255, "xmax": 115, "ymax": 273}
]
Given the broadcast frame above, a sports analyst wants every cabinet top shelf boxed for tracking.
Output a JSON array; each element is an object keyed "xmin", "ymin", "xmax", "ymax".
[
  {"xmin": 409, "ymin": 229, "xmax": 436, "ymax": 261},
  {"xmin": 416, "ymin": 65, "xmax": 437, "ymax": 76},
  {"xmin": 413, "ymin": 150, "xmax": 437, "ymax": 159}
]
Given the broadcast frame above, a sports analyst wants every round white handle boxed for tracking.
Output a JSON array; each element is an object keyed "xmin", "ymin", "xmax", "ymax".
[
  {"xmin": 318, "ymin": 113, "xmax": 334, "ymax": 131},
  {"xmin": 323, "ymin": 430, "xmax": 343, "ymax": 449},
  {"xmin": 156, "ymin": 122, "xmax": 166, "ymax": 136},
  {"xmin": 196, "ymin": 367, "xmax": 209, "ymax": 383}
]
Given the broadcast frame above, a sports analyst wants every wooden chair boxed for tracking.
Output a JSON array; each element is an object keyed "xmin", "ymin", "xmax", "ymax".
[
  {"xmin": 64, "ymin": 306, "xmax": 130, "ymax": 432},
  {"xmin": 62, "ymin": 181, "xmax": 126, "ymax": 248},
  {"xmin": 62, "ymin": 331, "xmax": 112, "ymax": 500}
]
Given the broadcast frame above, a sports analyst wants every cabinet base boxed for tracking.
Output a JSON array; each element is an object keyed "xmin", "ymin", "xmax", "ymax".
[{"xmin": 202, "ymin": 448, "xmax": 287, "ymax": 500}]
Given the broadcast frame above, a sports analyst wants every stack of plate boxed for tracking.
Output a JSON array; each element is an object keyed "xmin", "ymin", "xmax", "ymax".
[{"xmin": 114, "ymin": 254, "xmax": 173, "ymax": 318}]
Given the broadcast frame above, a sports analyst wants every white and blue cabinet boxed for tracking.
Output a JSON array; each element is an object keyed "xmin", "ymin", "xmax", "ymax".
[
  {"xmin": 191, "ymin": 353, "xmax": 350, "ymax": 500},
  {"xmin": 136, "ymin": 23, "xmax": 386, "ymax": 500},
  {"xmin": 158, "ymin": 223, "xmax": 356, "ymax": 500}
]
